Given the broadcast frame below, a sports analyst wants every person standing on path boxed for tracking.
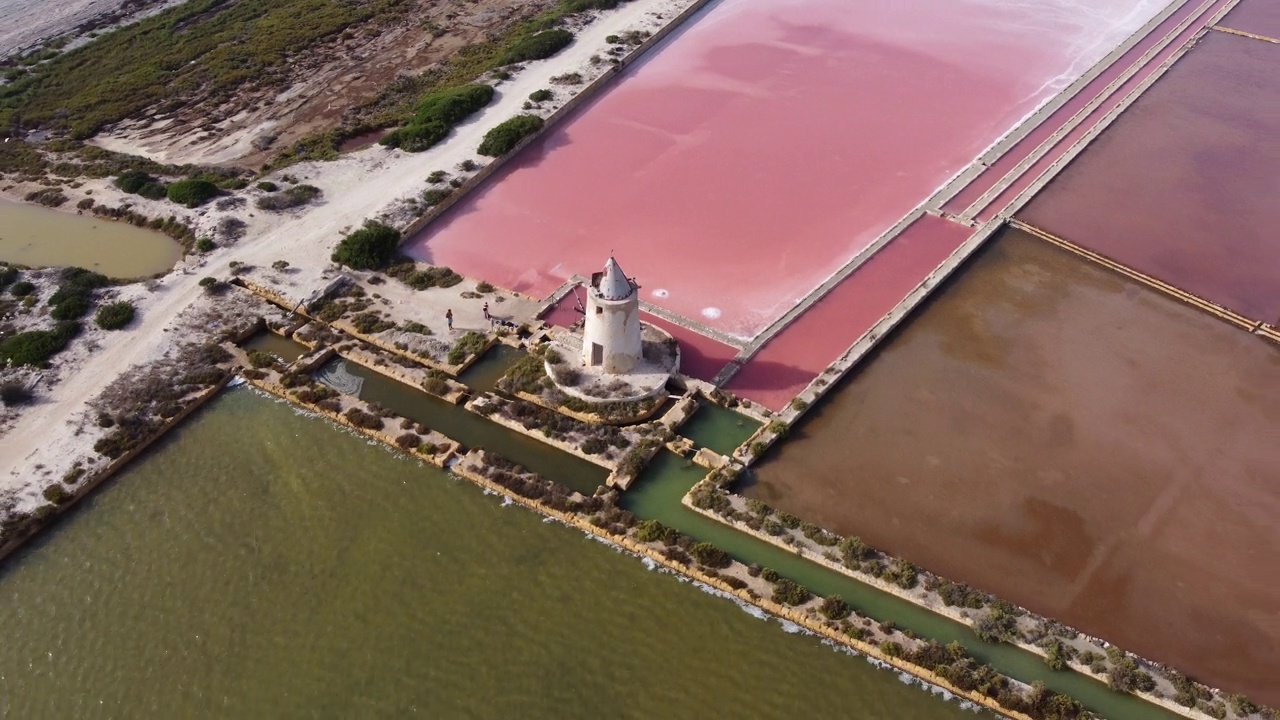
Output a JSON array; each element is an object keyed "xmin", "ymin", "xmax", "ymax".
[
  {"xmin": 445, "ymin": 308, "xmax": 453, "ymax": 331},
  {"xmin": 482, "ymin": 302, "xmax": 490, "ymax": 322}
]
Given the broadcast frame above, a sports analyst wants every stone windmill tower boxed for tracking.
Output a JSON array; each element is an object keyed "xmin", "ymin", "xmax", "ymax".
[{"xmin": 582, "ymin": 256, "xmax": 642, "ymax": 373}]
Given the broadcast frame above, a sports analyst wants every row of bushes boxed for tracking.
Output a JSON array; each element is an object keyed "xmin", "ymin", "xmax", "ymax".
[{"xmin": 380, "ymin": 84, "xmax": 495, "ymax": 152}]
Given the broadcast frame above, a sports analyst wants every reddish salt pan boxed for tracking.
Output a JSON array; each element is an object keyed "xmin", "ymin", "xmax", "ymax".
[
  {"xmin": 408, "ymin": 0, "xmax": 1172, "ymax": 341},
  {"xmin": 725, "ymin": 215, "xmax": 971, "ymax": 410}
]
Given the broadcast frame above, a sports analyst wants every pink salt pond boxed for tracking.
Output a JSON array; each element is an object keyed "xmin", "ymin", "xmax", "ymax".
[{"xmin": 407, "ymin": 0, "xmax": 1172, "ymax": 343}]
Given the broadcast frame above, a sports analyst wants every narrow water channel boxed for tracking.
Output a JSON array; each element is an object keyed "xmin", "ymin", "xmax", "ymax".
[
  {"xmin": 317, "ymin": 357, "xmax": 609, "ymax": 495},
  {"xmin": 0, "ymin": 198, "xmax": 181, "ymax": 278},
  {"xmin": 0, "ymin": 389, "xmax": 978, "ymax": 719},
  {"xmin": 622, "ymin": 452, "xmax": 1185, "ymax": 720}
]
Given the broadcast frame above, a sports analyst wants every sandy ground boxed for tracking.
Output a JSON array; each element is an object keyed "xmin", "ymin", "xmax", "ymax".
[
  {"xmin": 0, "ymin": 0, "xmax": 693, "ymax": 508},
  {"xmin": 87, "ymin": 0, "xmax": 556, "ymax": 167}
]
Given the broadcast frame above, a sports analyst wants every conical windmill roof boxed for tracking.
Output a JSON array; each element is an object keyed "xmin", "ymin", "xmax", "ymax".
[{"xmin": 595, "ymin": 256, "xmax": 636, "ymax": 301}]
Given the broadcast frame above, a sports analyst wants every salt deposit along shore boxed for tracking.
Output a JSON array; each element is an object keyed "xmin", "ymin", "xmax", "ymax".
[{"xmin": 0, "ymin": 0, "xmax": 699, "ymax": 507}]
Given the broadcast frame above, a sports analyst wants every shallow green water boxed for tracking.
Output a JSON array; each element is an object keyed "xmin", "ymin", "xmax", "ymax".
[
  {"xmin": 318, "ymin": 358, "xmax": 609, "ymax": 495},
  {"xmin": 0, "ymin": 390, "xmax": 979, "ymax": 719},
  {"xmin": 241, "ymin": 332, "xmax": 309, "ymax": 363},
  {"xmin": 679, "ymin": 403, "xmax": 760, "ymax": 455},
  {"xmin": 622, "ymin": 453, "xmax": 1181, "ymax": 720}
]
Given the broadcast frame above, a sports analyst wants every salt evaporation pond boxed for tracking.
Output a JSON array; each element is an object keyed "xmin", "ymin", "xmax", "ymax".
[
  {"xmin": 745, "ymin": 228, "xmax": 1280, "ymax": 705},
  {"xmin": 408, "ymin": 0, "xmax": 1172, "ymax": 340},
  {"xmin": 0, "ymin": 389, "xmax": 978, "ymax": 719},
  {"xmin": 1020, "ymin": 30, "xmax": 1280, "ymax": 323},
  {"xmin": 1219, "ymin": 0, "xmax": 1280, "ymax": 39},
  {"xmin": 0, "ymin": 198, "xmax": 181, "ymax": 278}
]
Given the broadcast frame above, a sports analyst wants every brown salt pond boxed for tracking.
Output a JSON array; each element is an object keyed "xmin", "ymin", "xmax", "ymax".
[
  {"xmin": 1219, "ymin": 0, "xmax": 1280, "ymax": 39},
  {"xmin": 0, "ymin": 198, "xmax": 181, "ymax": 278},
  {"xmin": 746, "ymin": 228, "xmax": 1280, "ymax": 705},
  {"xmin": 1019, "ymin": 31, "xmax": 1280, "ymax": 324}
]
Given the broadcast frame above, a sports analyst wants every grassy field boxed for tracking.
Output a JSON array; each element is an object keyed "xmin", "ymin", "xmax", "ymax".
[{"xmin": 0, "ymin": 0, "xmax": 413, "ymax": 140}]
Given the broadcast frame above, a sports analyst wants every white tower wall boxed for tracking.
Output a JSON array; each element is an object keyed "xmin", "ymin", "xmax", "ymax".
[
  {"xmin": 582, "ymin": 256, "xmax": 643, "ymax": 374},
  {"xmin": 583, "ymin": 294, "xmax": 642, "ymax": 373}
]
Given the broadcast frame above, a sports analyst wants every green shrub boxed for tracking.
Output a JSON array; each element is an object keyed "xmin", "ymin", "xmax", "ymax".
[
  {"xmin": 499, "ymin": 29, "xmax": 573, "ymax": 65},
  {"xmin": 115, "ymin": 169, "xmax": 157, "ymax": 194},
  {"xmin": 256, "ymin": 181, "xmax": 278, "ymax": 192},
  {"xmin": 24, "ymin": 188, "xmax": 67, "ymax": 207},
  {"xmin": 819, "ymin": 594, "xmax": 851, "ymax": 620},
  {"xmin": 332, "ymin": 220, "xmax": 401, "ymax": 270},
  {"xmin": 446, "ymin": 331, "xmax": 488, "ymax": 365},
  {"xmin": 477, "ymin": 115, "xmax": 544, "ymax": 156},
  {"xmin": 9, "ymin": 280, "xmax": 35, "ymax": 297},
  {"xmin": 42, "ymin": 483, "xmax": 73, "ymax": 505},
  {"xmin": 50, "ymin": 293, "xmax": 91, "ymax": 320},
  {"xmin": 634, "ymin": 519, "xmax": 675, "ymax": 544},
  {"xmin": 344, "ymin": 407, "xmax": 384, "ymax": 430},
  {"xmin": 95, "ymin": 300, "xmax": 135, "ymax": 330},
  {"xmin": 166, "ymin": 178, "xmax": 219, "ymax": 207},
  {"xmin": 381, "ymin": 84, "xmax": 495, "ymax": 153},
  {"xmin": 688, "ymin": 541, "xmax": 731, "ymax": 569},
  {"xmin": 256, "ymin": 183, "xmax": 321, "ymax": 211},
  {"xmin": 195, "ymin": 237, "xmax": 216, "ymax": 252},
  {"xmin": 247, "ymin": 350, "xmax": 277, "ymax": 369},
  {"xmin": 0, "ymin": 322, "xmax": 81, "ymax": 366},
  {"xmin": 528, "ymin": 88, "xmax": 553, "ymax": 102},
  {"xmin": 771, "ymin": 578, "xmax": 812, "ymax": 606}
]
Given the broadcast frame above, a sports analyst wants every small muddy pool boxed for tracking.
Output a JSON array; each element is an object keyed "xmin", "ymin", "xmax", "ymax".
[
  {"xmin": 241, "ymin": 332, "xmax": 309, "ymax": 363},
  {"xmin": 0, "ymin": 198, "xmax": 181, "ymax": 278}
]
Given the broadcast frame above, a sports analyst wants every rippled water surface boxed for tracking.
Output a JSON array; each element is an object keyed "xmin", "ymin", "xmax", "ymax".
[{"xmin": 0, "ymin": 390, "xmax": 979, "ymax": 719}]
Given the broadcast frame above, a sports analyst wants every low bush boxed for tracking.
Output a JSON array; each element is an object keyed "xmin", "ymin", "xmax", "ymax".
[
  {"xmin": 195, "ymin": 237, "xmax": 217, "ymax": 253},
  {"xmin": 115, "ymin": 169, "xmax": 158, "ymax": 194},
  {"xmin": 771, "ymin": 578, "xmax": 812, "ymax": 606},
  {"xmin": 25, "ymin": 188, "xmax": 67, "ymax": 207},
  {"xmin": 50, "ymin": 294, "xmax": 90, "ymax": 320},
  {"xmin": 633, "ymin": 519, "xmax": 676, "ymax": 544},
  {"xmin": 477, "ymin": 115, "xmax": 544, "ymax": 157},
  {"xmin": 256, "ymin": 181, "xmax": 278, "ymax": 192},
  {"xmin": 95, "ymin": 300, "xmax": 136, "ymax": 330},
  {"xmin": 247, "ymin": 350, "xmax": 277, "ymax": 369},
  {"xmin": 381, "ymin": 84, "xmax": 495, "ymax": 153},
  {"xmin": 344, "ymin": 407, "xmax": 384, "ymax": 430},
  {"xmin": 528, "ymin": 88, "xmax": 553, "ymax": 102},
  {"xmin": 332, "ymin": 220, "xmax": 401, "ymax": 270},
  {"xmin": 446, "ymin": 331, "xmax": 488, "ymax": 365},
  {"xmin": 395, "ymin": 432, "xmax": 421, "ymax": 450},
  {"xmin": 42, "ymin": 483, "xmax": 73, "ymax": 505},
  {"xmin": 166, "ymin": 178, "xmax": 219, "ymax": 207},
  {"xmin": 1, "ymin": 381, "xmax": 34, "ymax": 405},
  {"xmin": 256, "ymin": 184, "xmax": 322, "ymax": 211},
  {"xmin": 500, "ymin": 29, "xmax": 573, "ymax": 65},
  {"xmin": 9, "ymin": 280, "xmax": 35, "ymax": 297},
  {"xmin": 688, "ymin": 541, "xmax": 731, "ymax": 569},
  {"xmin": 819, "ymin": 594, "xmax": 851, "ymax": 620}
]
